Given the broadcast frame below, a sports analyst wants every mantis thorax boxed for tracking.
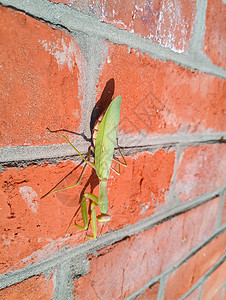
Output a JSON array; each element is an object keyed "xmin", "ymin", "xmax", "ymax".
[{"xmin": 98, "ymin": 179, "xmax": 108, "ymax": 214}]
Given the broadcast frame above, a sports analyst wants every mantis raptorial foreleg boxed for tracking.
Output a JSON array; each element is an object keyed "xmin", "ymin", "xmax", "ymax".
[
  {"xmin": 72, "ymin": 193, "xmax": 98, "ymax": 239},
  {"xmin": 72, "ymin": 193, "xmax": 110, "ymax": 239}
]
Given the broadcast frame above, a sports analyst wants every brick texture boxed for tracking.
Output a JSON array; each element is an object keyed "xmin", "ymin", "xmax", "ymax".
[
  {"xmin": 73, "ymin": 198, "xmax": 219, "ymax": 299},
  {"xmin": 176, "ymin": 144, "xmax": 226, "ymax": 201},
  {"xmin": 184, "ymin": 288, "xmax": 201, "ymax": 300},
  {"xmin": 50, "ymin": 0, "xmax": 196, "ymax": 53},
  {"xmin": 201, "ymin": 261, "xmax": 226, "ymax": 300},
  {"xmin": 0, "ymin": 161, "xmax": 93, "ymax": 273},
  {"xmin": 163, "ymin": 232, "xmax": 226, "ymax": 299},
  {"xmin": 136, "ymin": 281, "xmax": 160, "ymax": 300},
  {"xmin": 204, "ymin": 0, "xmax": 226, "ymax": 69},
  {"xmin": 0, "ymin": 1, "xmax": 225, "ymax": 298},
  {"xmin": 0, "ymin": 7, "xmax": 85, "ymax": 147},
  {"xmin": 210, "ymin": 286, "xmax": 225, "ymax": 300},
  {"xmin": 0, "ymin": 150, "xmax": 174, "ymax": 273},
  {"xmin": 0, "ymin": 274, "xmax": 54, "ymax": 300},
  {"xmin": 221, "ymin": 194, "xmax": 226, "ymax": 226},
  {"xmin": 97, "ymin": 43, "xmax": 225, "ymax": 136}
]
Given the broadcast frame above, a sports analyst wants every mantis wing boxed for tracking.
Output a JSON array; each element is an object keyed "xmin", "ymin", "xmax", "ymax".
[{"xmin": 95, "ymin": 95, "xmax": 122, "ymax": 180}]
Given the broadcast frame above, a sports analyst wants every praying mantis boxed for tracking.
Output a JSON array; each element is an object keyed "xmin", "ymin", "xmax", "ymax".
[{"xmin": 43, "ymin": 95, "xmax": 127, "ymax": 239}]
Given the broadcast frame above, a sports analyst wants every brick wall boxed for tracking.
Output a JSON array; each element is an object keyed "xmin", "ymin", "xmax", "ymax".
[{"xmin": 0, "ymin": 0, "xmax": 225, "ymax": 299}]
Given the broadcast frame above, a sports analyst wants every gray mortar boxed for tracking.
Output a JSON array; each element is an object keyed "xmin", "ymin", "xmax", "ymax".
[
  {"xmin": 125, "ymin": 275, "xmax": 161, "ymax": 300},
  {"xmin": 0, "ymin": 0, "xmax": 226, "ymax": 78},
  {"xmin": 179, "ymin": 255, "xmax": 226, "ymax": 300},
  {"xmin": 164, "ymin": 142, "xmax": 181, "ymax": 206},
  {"xmin": 157, "ymin": 274, "xmax": 168, "ymax": 300},
  {"xmin": 0, "ymin": 1, "xmax": 225, "ymax": 298},
  {"xmin": 0, "ymin": 185, "xmax": 225, "ymax": 292},
  {"xmin": 205, "ymin": 283, "xmax": 226, "ymax": 300},
  {"xmin": 189, "ymin": 0, "xmax": 220, "ymax": 70},
  {"xmin": 197, "ymin": 282, "xmax": 205, "ymax": 300},
  {"xmin": 189, "ymin": 0, "xmax": 207, "ymax": 57},
  {"xmin": 52, "ymin": 258, "xmax": 89, "ymax": 300},
  {"xmin": 71, "ymin": 32, "xmax": 105, "ymax": 139},
  {"xmin": 125, "ymin": 230, "xmax": 226, "ymax": 300},
  {"xmin": 0, "ymin": 0, "xmax": 225, "ymax": 166},
  {"xmin": 215, "ymin": 189, "xmax": 226, "ymax": 231},
  {"xmin": 0, "ymin": 132, "xmax": 225, "ymax": 168}
]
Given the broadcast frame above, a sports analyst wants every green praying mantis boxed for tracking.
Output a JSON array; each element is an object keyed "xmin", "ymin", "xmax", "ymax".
[{"xmin": 42, "ymin": 95, "xmax": 127, "ymax": 239}]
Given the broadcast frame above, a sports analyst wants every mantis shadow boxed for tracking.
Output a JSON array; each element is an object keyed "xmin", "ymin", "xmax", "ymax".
[
  {"xmin": 43, "ymin": 79, "xmax": 116, "ymax": 234},
  {"xmin": 90, "ymin": 78, "xmax": 115, "ymax": 145},
  {"xmin": 69, "ymin": 78, "xmax": 116, "ymax": 231},
  {"xmin": 47, "ymin": 78, "xmax": 115, "ymax": 145},
  {"xmin": 66, "ymin": 168, "xmax": 99, "ymax": 234}
]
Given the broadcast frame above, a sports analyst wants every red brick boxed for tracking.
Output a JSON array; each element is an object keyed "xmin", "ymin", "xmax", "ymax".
[
  {"xmin": 73, "ymin": 198, "xmax": 219, "ymax": 299},
  {"xmin": 97, "ymin": 44, "xmax": 225, "ymax": 136},
  {"xmin": 163, "ymin": 232, "xmax": 226, "ymax": 299},
  {"xmin": 0, "ymin": 161, "xmax": 92, "ymax": 273},
  {"xmin": 0, "ymin": 7, "xmax": 85, "ymax": 147},
  {"xmin": 184, "ymin": 288, "xmax": 200, "ymax": 300},
  {"xmin": 136, "ymin": 281, "xmax": 160, "ymax": 300},
  {"xmin": 0, "ymin": 273, "xmax": 54, "ymax": 300},
  {"xmin": 221, "ymin": 194, "xmax": 226, "ymax": 226},
  {"xmin": 0, "ymin": 150, "xmax": 174, "ymax": 273},
  {"xmin": 50, "ymin": 0, "xmax": 86, "ymax": 8},
  {"xmin": 100, "ymin": 150, "xmax": 175, "ymax": 234},
  {"xmin": 203, "ymin": 0, "xmax": 226, "ymax": 69},
  {"xmin": 50, "ymin": 0, "xmax": 196, "ymax": 53},
  {"xmin": 211, "ymin": 286, "xmax": 225, "ymax": 300},
  {"xmin": 176, "ymin": 144, "xmax": 226, "ymax": 202},
  {"xmin": 201, "ymin": 261, "xmax": 226, "ymax": 300},
  {"xmin": 112, "ymin": 0, "xmax": 196, "ymax": 53}
]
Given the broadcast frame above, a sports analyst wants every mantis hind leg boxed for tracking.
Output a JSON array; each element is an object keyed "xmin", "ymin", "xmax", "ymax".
[
  {"xmin": 72, "ymin": 193, "xmax": 98, "ymax": 239},
  {"xmin": 41, "ymin": 146, "xmax": 93, "ymax": 199},
  {"xmin": 72, "ymin": 193, "xmax": 110, "ymax": 239},
  {"xmin": 111, "ymin": 146, "xmax": 127, "ymax": 175}
]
